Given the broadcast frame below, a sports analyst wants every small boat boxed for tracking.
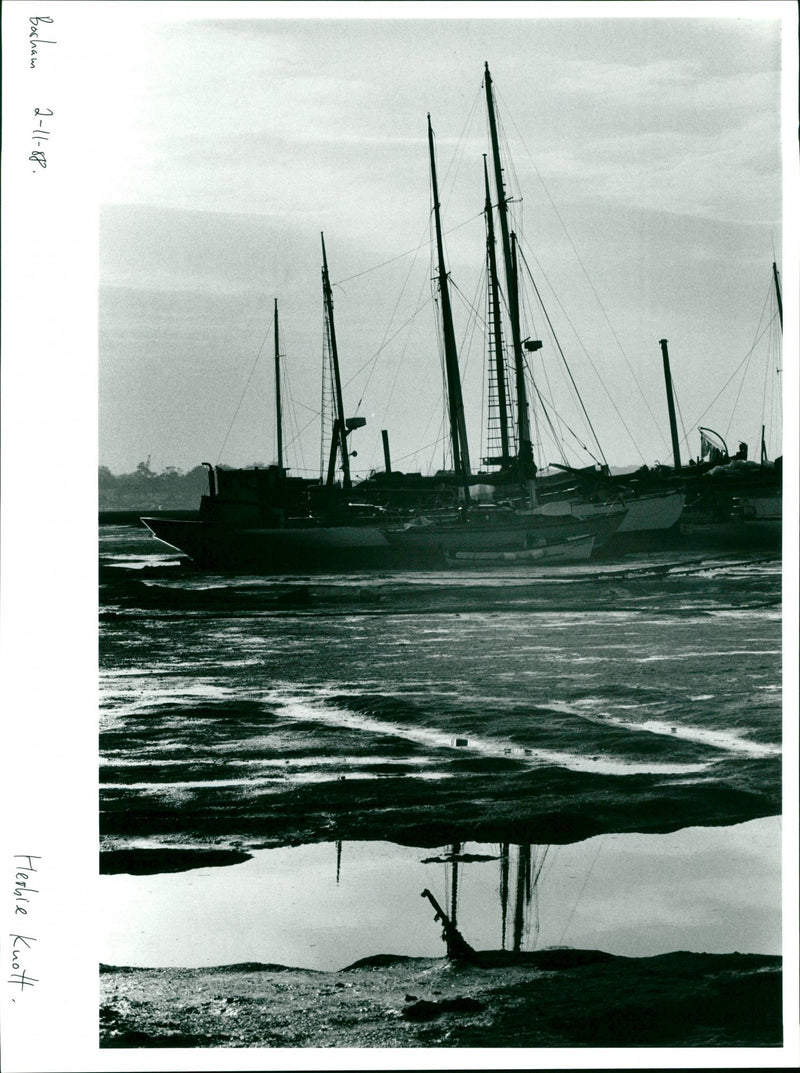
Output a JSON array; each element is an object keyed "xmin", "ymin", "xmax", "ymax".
[{"xmin": 443, "ymin": 532, "xmax": 595, "ymax": 565}]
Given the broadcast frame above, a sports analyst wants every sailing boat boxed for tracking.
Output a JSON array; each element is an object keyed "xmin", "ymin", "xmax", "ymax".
[
  {"xmin": 477, "ymin": 64, "xmax": 685, "ymax": 540},
  {"xmin": 383, "ymin": 78, "xmax": 627, "ymax": 565},
  {"xmin": 142, "ymin": 238, "xmax": 394, "ymax": 570}
]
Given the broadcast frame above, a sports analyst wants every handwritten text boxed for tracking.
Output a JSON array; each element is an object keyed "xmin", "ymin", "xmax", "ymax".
[
  {"xmin": 30, "ymin": 17, "xmax": 56, "ymax": 68},
  {"xmin": 30, "ymin": 107, "xmax": 52, "ymax": 170},
  {"xmin": 9, "ymin": 857, "xmax": 40, "ymax": 995}
]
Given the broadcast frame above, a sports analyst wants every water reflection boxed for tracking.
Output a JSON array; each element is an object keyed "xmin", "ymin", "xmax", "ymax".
[
  {"xmin": 100, "ymin": 818, "xmax": 780, "ymax": 972},
  {"xmin": 421, "ymin": 842, "xmax": 550, "ymax": 957}
]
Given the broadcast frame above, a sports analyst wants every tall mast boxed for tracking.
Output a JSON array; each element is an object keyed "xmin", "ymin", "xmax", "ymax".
[
  {"xmin": 484, "ymin": 62, "xmax": 534, "ymax": 486},
  {"xmin": 772, "ymin": 261, "xmax": 783, "ymax": 333},
  {"xmin": 273, "ymin": 298, "xmax": 284, "ymax": 471},
  {"xmin": 427, "ymin": 114, "xmax": 471, "ymax": 496},
  {"xmin": 659, "ymin": 338, "xmax": 682, "ymax": 471},
  {"xmin": 321, "ymin": 232, "xmax": 352, "ymax": 490},
  {"xmin": 483, "ymin": 155, "xmax": 511, "ymax": 467}
]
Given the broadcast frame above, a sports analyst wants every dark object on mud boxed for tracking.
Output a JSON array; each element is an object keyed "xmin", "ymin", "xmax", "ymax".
[
  {"xmin": 100, "ymin": 848, "xmax": 253, "ymax": 875},
  {"xmin": 421, "ymin": 888, "xmax": 477, "ymax": 961},
  {"xmin": 403, "ymin": 996, "xmax": 486, "ymax": 1022}
]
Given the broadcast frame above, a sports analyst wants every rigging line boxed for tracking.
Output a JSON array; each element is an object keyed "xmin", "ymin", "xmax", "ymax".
[
  {"xmin": 439, "ymin": 84, "xmax": 483, "ymax": 205},
  {"xmin": 518, "ymin": 287, "xmax": 570, "ymax": 466},
  {"xmin": 391, "ymin": 432, "xmax": 448, "ymax": 466},
  {"xmin": 292, "ymin": 397, "xmax": 323, "ymax": 418},
  {"xmin": 450, "ymin": 273, "xmax": 488, "ymax": 391},
  {"xmin": 557, "ymin": 837, "xmax": 606, "ymax": 947},
  {"xmin": 280, "ymin": 345, "xmax": 309, "ymax": 475},
  {"xmin": 531, "ymin": 375, "xmax": 601, "ymax": 467},
  {"xmin": 518, "ymin": 246, "xmax": 608, "ymax": 467},
  {"xmin": 686, "ymin": 300, "xmax": 776, "ymax": 439},
  {"xmin": 333, "ymin": 212, "xmax": 484, "ymax": 286},
  {"xmin": 502, "ymin": 101, "xmax": 661, "ymax": 445},
  {"xmin": 283, "ymin": 409, "xmax": 321, "ymax": 454},
  {"xmin": 760, "ymin": 323, "xmax": 773, "ymax": 448},
  {"xmin": 669, "ymin": 369, "xmax": 691, "ymax": 457},
  {"xmin": 216, "ymin": 309, "xmax": 275, "ymax": 465},
  {"xmin": 343, "ymin": 294, "xmax": 434, "ymax": 391},
  {"xmin": 450, "ymin": 275, "xmax": 488, "ymax": 331},
  {"xmin": 458, "ymin": 271, "xmax": 486, "ymax": 426},
  {"xmin": 366, "ymin": 267, "xmax": 433, "ymax": 470},
  {"xmin": 531, "ymin": 845, "xmax": 550, "ymax": 891},
  {"xmin": 354, "ymin": 226, "xmax": 430, "ymax": 413},
  {"xmin": 519, "ymin": 238, "xmax": 652, "ymax": 464},
  {"xmin": 724, "ymin": 350, "xmax": 755, "ymax": 445},
  {"xmin": 531, "ymin": 375, "xmax": 570, "ymax": 468}
]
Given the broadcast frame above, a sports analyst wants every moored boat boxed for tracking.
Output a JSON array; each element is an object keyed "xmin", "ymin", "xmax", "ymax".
[
  {"xmin": 143, "ymin": 240, "xmax": 399, "ymax": 571},
  {"xmin": 443, "ymin": 532, "xmax": 595, "ymax": 566}
]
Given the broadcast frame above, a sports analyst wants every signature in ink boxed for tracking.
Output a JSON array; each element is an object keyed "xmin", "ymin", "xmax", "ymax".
[{"xmin": 9, "ymin": 857, "xmax": 40, "ymax": 996}]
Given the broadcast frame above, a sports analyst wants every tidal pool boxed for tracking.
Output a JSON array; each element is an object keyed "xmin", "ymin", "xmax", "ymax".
[{"xmin": 101, "ymin": 815, "xmax": 780, "ymax": 972}]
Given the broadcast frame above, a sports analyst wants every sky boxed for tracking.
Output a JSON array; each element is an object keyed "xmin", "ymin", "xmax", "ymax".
[{"xmin": 92, "ymin": 4, "xmax": 788, "ymax": 481}]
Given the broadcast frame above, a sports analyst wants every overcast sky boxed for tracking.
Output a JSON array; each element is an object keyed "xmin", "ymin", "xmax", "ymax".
[{"xmin": 95, "ymin": 4, "xmax": 786, "ymax": 478}]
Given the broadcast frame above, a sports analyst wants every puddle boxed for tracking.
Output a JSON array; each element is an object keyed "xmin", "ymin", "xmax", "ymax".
[{"xmin": 100, "ymin": 816, "xmax": 780, "ymax": 972}]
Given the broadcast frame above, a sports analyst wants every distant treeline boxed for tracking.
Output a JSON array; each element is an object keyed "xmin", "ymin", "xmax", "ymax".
[{"xmin": 99, "ymin": 461, "xmax": 210, "ymax": 509}]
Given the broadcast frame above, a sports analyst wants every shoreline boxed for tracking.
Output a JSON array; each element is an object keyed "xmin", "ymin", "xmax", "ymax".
[{"xmin": 99, "ymin": 948, "xmax": 782, "ymax": 1049}]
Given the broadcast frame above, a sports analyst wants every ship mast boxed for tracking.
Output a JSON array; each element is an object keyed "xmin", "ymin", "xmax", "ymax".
[
  {"xmin": 484, "ymin": 62, "xmax": 535, "ymax": 496},
  {"xmin": 427, "ymin": 114, "xmax": 471, "ymax": 499},
  {"xmin": 659, "ymin": 338, "xmax": 682, "ymax": 472},
  {"xmin": 483, "ymin": 154, "xmax": 512, "ymax": 468},
  {"xmin": 273, "ymin": 298, "xmax": 284, "ymax": 472},
  {"xmin": 772, "ymin": 261, "xmax": 783, "ymax": 333},
  {"xmin": 321, "ymin": 233, "xmax": 352, "ymax": 491}
]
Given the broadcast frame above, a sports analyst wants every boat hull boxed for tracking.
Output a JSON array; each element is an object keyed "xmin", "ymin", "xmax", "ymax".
[
  {"xmin": 679, "ymin": 492, "xmax": 782, "ymax": 551},
  {"xmin": 444, "ymin": 533, "xmax": 595, "ymax": 565},
  {"xmin": 678, "ymin": 518, "xmax": 781, "ymax": 549},
  {"xmin": 142, "ymin": 518, "xmax": 393, "ymax": 571},
  {"xmin": 142, "ymin": 506, "xmax": 623, "ymax": 572},
  {"xmin": 384, "ymin": 508, "xmax": 625, "ymax": 567},
  {"xmin": 535, "ymin": 489, "xmax": 685, "ymax": 534}
]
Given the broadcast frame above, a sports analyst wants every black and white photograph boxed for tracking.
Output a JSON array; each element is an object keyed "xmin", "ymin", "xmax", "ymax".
[{"xmin": 2, "ymin": 1, "xmax": 799, "ymax": 1068}]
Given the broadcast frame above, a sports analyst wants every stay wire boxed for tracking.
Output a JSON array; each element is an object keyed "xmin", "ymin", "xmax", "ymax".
[
  {"xmin": 500, "ymin": 91, "xmax": 664, "ymax": 458},
  {"xmin": 517, "ymin": 245, "xmax": 608, "ymax": 467},
  {"xmin": 216, "ymin": 309, "xmax": 274, "ymax": 465}
]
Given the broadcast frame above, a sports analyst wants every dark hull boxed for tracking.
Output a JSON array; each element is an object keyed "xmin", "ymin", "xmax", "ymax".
[
  {"xmin": 142, "ymin": 507, "xmax": 624, "ymax": 572},
  {"xmin": 142, "ymin": 518, "xmax": 394, "ymax": 572},
  {"xmin": 384, "ymin": 509, "xmax": 625, "ymax": 567},
  {"xmin": 678, "ymin": 518, "xmax": 782, "ymax": 550}
]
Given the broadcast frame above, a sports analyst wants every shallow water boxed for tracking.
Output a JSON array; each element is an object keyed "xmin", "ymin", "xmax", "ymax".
[
  {"xmin": 100, "ymin": 817, "xmax": 780, "ymax": 972},
  {"xmin": 99, "ymin": 525, "xmax": 782, "ymax": 967}
]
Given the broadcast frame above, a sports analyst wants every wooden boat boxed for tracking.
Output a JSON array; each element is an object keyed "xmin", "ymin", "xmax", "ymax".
[{"xmin": 443, "ymin": 532, "xmax": 595, "ymax": 566}]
